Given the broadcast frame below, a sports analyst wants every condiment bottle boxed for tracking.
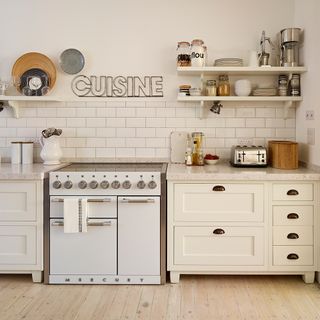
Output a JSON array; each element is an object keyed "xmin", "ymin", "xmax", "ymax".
[
  {"xmin": 190, "ymin": 39, "xmax": 205, "ymax": 67},
  {"xmin": 206, "ymin": 80, "xmax": 217, "ymax": 96},
  {"xmin": 177, "ymin": 41, "xmax": 191, "ymax": 67},
  {"xmin": 217, "ymin": 75, "xmax": 230, "ymax": 96}
]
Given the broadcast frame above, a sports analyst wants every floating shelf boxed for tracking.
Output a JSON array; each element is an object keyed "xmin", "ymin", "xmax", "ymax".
[
  {"xmin": 177, "ymin": 96, "xmax": 303, "ymax": 102},
  {"xmin": 177, "ymin": 66, "xmax": 307, "ymax": 76}
]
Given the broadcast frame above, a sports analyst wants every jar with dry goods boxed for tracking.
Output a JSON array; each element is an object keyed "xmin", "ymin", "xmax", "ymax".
[
  {"xmin": 290, "ymin": 74, "xmax": 300, "ymax": 96},
  {"xmin": 217, "ymin": 75, "xmax": 230, "ymax": 96},
  {"xmin": 206, "ymin": 80, "xmax": 217, "ymax": 96},
  {"xmin": 177, "ymin": 41, "xmax": 191, "ymax": 67},
  {"xmin": 191, "ymin": 39, "xmax": 205, "ymax": 67}
]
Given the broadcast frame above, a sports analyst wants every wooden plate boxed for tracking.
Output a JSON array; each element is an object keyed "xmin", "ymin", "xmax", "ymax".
[{"xmin": 12, "ymin": 52, "xmax": 56, "ymax": 91}]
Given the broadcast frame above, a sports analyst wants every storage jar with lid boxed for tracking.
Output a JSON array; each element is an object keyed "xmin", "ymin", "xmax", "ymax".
[
  {"xmin": 190, "ymin": 39, "xmax": 205, "ymax": 67},
  {"xmin": 206, "ymin": 80, "xmax": 217, "ymax": 96},
  {"xmin": 177, "ymin": 41, "xmax": 191, "ymax": 67},
  {"xmin": 217, "ymin": 74, "xmax": 230, "ymax": 96}
]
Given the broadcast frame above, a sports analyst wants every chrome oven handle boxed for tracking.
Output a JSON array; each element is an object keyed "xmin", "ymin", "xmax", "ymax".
[
  {"xmin": 51, "ymin": 220, "xmax": 112, "ymax": 227},
  {"xmin": 51, "ymin": 198, "xmax": 112, "ymax": 203},
  {"xmin": 120, "ymin": 198, "xmax": 155, "ymax": 204}
]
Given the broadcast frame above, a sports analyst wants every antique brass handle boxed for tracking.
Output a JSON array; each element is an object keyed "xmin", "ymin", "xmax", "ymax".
[
  {"xmin": 287, "ymin": 213, "xmax": 299, "ymax": 219},
  {"xmin": 212, "ymin": 185, "xmax": 225, "ymax": 192},
  {"xmin": 213, "ymin": 228, "xmax": 225, "ymax": 235},
  {"xmin": 287, "ymin": 189, "xmax": 299, "ymax": 196}
]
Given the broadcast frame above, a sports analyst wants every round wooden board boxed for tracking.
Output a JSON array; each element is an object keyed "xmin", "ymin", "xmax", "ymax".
[{"xmin": 12, "ymin": 52, "xmax": 57, "ymax": 91}]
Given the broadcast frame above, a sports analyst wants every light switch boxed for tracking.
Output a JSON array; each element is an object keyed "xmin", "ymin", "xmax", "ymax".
[{"xmin": 307, "ymin": 128, "xmax": 315, "ymax": 145}]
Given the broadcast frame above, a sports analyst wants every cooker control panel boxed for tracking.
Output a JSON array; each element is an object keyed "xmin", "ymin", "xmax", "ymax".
[{"xmin": 49, "ymin": 172, "xmax": 161, "ymax": 195}]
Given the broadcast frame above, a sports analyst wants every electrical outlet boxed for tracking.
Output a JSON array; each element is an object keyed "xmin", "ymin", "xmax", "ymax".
[
  {"xmin": 237, "ymin": 139, "xmax": 253, "ymax": 146},
  {"xmin": 306, "ymin": 110, "xmax": 314, "ymax": 120},
  {"xmin": 307, "ymin": 128, "xmax": 315, "ymax": 145}
]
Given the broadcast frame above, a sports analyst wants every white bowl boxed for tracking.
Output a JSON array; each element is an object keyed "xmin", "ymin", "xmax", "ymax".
[
  {"xmin": 235, "ymin": 79, "xmax": 252, "ymax": 96},
  {"xmin": 189, "ymin": 88, "xmax": 202, "ymax": 96},
  {"xmin": 205, "ymin": 159, "xmax": 219, "ymax": 165}
]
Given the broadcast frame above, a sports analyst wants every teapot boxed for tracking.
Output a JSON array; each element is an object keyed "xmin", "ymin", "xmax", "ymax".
[{"xmin": 40, "ymin": 135, "xmax": 62, "ymax": 165}]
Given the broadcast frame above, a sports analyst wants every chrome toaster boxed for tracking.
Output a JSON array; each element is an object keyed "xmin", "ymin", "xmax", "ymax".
[{"xmin": 230, "ymin": 145, "xmax": 267, "ymax": 167}]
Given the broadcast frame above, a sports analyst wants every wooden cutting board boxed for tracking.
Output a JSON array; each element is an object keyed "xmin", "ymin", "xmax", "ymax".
[
  {"xmin": 268, "ymin": 140, "xmax": 298, "ymax": 169},
  {"xmin": 170, "ymin": 131, "xmax": 188, "ymax": 163}
]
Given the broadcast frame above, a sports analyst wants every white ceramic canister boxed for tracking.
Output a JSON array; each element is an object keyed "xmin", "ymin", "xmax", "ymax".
[
  {"xmin": 191, "ymin": 39, "xmax": 205, "ymax": 67},
  {"xmin": 22, "ymin": 142, "xmax": 33, "ymax": 164},
  {"xmin": 11, "ymin": 142, "xmax": 22, "ymax": 164},
  {"xmin": 40, "ymin": 136, "xmax": 62, "ymax": 165}
]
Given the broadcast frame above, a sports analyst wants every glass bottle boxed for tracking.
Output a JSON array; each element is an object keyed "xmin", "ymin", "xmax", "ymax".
[
  {"xmin": 177, "ymin": 41, "xmax": 191, "ymax": 67},
  {"xmin": 206, "ymin": 80, "xmax": 217, "ymax": 96},
  {"xmin": 191, "ymin": 39, "xmax": 205, "ymax": 67},
  {"xmin": 217, "ymin": 75, "xmax": 231, "ymax": 96}
]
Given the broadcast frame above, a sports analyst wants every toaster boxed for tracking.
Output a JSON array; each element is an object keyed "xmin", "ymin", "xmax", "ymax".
[{"xmin": 230, "ymin": 145, "xmax": 267, "ymax": 167}]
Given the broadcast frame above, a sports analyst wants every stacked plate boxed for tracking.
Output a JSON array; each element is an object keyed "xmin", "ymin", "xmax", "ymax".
[
  {"xmin": 252, "ymin": 87, "xmax": 278, "ymax": 96},
  {"xmin": 214, "ymin": 58, "xmax": 243, "ymax": 67}
]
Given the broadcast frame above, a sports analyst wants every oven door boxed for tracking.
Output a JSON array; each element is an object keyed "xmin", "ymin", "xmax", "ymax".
[
  {"xmin": 118, "ymin": 196, "xmax": 160, "ymax": 276},
  {"xmin": 50, "ymin": 218, "xmax": 117, "ymax": 275}
]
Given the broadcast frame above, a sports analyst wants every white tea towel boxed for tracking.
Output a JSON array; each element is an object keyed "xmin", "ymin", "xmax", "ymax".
[
  {"xmin": 80, "ymin": 198, "xmax": 88, "ymax": 233},
  {"xmin": 63, "ymin": 198, "xmax": 79, "ymax": 233}
]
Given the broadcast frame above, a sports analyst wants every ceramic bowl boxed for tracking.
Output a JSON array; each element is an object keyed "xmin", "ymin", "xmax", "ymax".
[
  {"xmin": 235, "ymin": 79, "xmax": 252, "ymax": 96},
  {"xmin": 189, "ymin": 88, "xmax": 202, "ymax": 96},
  {"xmin": 205, "ymin": 159, "xmax": 219, "ymax": 165}
]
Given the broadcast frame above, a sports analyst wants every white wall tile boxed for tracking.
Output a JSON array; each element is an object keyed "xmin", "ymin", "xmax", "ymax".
[
  {"xmin": 66, "ymin": 138, "xmax": 86, "ymax": 147},
  {"xmin": 17, "ymin": 128, "xmax": 36, "ymax": 137},
  {"xmin": 19, "ymin": 108, "xmax": 37, "ymax": 118},
  {"xmin": 219, "ymin": 108, "xmax": 236, "ymax": 117},
  {"xmin": 60, "ymin": 128, "xmax": 76, "ymax": 137},
  {"xmin": 215, "ymin": 128, "xmax": 235, "ymax": 138},
  {"xmin": 156, "ymin": 128, "xmax": 174, "ymax": 137},
  {"xmin": 76, "ymin": 128, "xmax": 96, "ymax": 137},
  {"xmin": 61, "ymin": 148, "xmax": 76, "ymax": 158},
  {"xmin": 106, "ymin": 138, "xmax": 126, "ymax": 148},
  {"xmin": 236, "ymin": 128, "xmax": 255, "ymax": 137},
  {"xmin": 46, "ymin": 118, "xmax": 67, "ymax": 127},
  {"xmin": 0, "ymin": 128, "xmax": 16, "ymax": 137},
  {"xmin": 266, "ymin": 118, "xmax": 285, "ymax": 128},
  {"xmin": 97, "ymin": 128, "xmax": 116, "ymax": 137},
  {"xmin": 176, "ymin": 107, "xmax": 195, "ymax": 118},
  {"xmin": 125, "ymin": 101, "xmax": 146, "ymax": 108},
  {"xmin": 276, "ymin": 128, "xmax": 295, "ymax": 138},
  {"xmin": 76, "ymin": 148, "xmax": 96, "ymax": 158},
  {"xmin": 107, "ymin": 101, "xmax": 126, "ymax": 108},
  {"xmin": 146, "ymin": 138, "xmax": 165, "ymax": 147},
  {"xmin": 96, "ymin": 148, "xmax": 116, "ymax": 158},
  {"xmin": 156, "ymin": 108, "xmax": 175, "ymax": 118},
  {"xmin": 225, "ymin": 138, "xmax": 238, "ymax": 147},
  {"xmin": 86, "ymin": 138, "xmax": 106, "ymax": 147},
  {"xmin": 226, "ymin": 118, "xmax": 245, "ymax": 128},
  {"xmin": 285, "ymin": 119, "xmax": 296, "ymax": 128},
  {"xmin": 106, "ymin": 118, "xmax": 126, "ymax": 127},
  {"xmin": 97, "ymin": 108, "xmax": 116, "ymax": 117},
  {"xmin": 166, "ymin": 118, "xmax": 186, "ymax": 128},
  {"xmin": 37, "ymin": 108, "xmax": 57, "ymax": 117},
  {"xmin": 206, "ymin": 118, "xmax": 226, "ymax": 128},
  {"xmin": 76, "ymin": 108, "xmax": 96, "ymax": 117},
  {"xmin": 136, "ymin": 108, "xmax": 156, "ymax": 118},
  {"xmin": 7, "ymin": 118, "xmax": 27, "ymax": 128},
  {"xmin": 205, "ymin": 138, "xmax": 225, "ymax": 148},
  {"xmin": 116, "ymin": 128, "xmax": 136, "ymax": 137},
  {"xmin": 116, "ymin": 148, "xmax": 135, "ymax": 157},
  {"xmin": 117, "ymin": 108, "xmax": 135, "ymax": 117},
  {"xmin": 126, "ymin": 138, "xmax": 145, "ymax": 147},
  {"xmin": 236, "ymin": 108, "xmax": 255, "ymax": 118},
  {"xmin": 146, "ymin": 118, "xmax": 165, "ymax": 128},
  {"xmin": 57, "ymin": 108, "xmax": 76, "ymax": 118},
  {"xmin": 256, "ymin": 128, "xmax": 276, "ymax": 138},
  {"xmin": 185, "ymin": 118, "xmax": 206, "ymax": 128},
  {"xmin": 126, "ymin": 118, "xmax": 145, "ymax": 128},
  {"xmin": 136, "ymin": 128, "xmax": 156, "ymax": 137},
  {"xmin": 255, "ymin": 108, "xmax": 276, "ymax": 118},
  {"xmin": 146, "ymin": 101, "xmax": 166, "ymax": 108},
  {"xmin": 67, "ymin": 118, "xmax": 86, "ymax": 128},
  {"xmin": 135, "ymin": 148, "xmax": 155, "ymax": 157},
  {"xmin": 87, "ymin": 118, "xmax": 106, "ymax": 127},
  {"xmin": 155, "ymin": 148, "xmax": 170, "ymax": 158},
  {"xmin": 245, "ymin": 118, "xmax": 265, "ymax": 128}
]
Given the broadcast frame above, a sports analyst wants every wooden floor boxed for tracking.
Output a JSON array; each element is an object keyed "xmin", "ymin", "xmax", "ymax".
[{"xmin": 1, "ymin": 275, "xmax": 320, "ymax": 320}]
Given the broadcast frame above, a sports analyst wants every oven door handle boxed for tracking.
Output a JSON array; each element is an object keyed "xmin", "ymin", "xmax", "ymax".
[
  {"xmin": 51, "ymin": 220, "xmax": 112, "ymax": 227},
  {"xmin": 120, "ymin": 198, "xmax": 155, "ymax": 204},
  {"xmin": 51, "ymin": 198, "xmax": 112, "ymax": 203}
]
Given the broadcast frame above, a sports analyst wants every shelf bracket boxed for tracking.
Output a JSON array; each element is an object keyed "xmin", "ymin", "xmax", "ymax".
[{"xmin": 284, "ymin": 100, "xmax": 293, "ymax": 119}]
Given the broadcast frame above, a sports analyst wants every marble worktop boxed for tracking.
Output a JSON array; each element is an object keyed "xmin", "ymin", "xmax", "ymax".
[
  {"xmin": 167, "ymin": 162, "xmax": 320, "ymax": 181},
  {"xmin": 0, "ymin": 163, "xmax": 69, "ymax": 180}
]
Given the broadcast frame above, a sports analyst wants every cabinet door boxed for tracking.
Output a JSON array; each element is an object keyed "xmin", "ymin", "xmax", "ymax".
[
  {"xmin": 273, "ymin": 206, "xmax": 313, "ymax": 226},
  {"xmin": 273, "ymin": 226, "xmax": 313, "ymax": 245},
  {"xmin": 273, "ymin": 246, "xmax": 313, "ymax": 266},
  {"xmin": 174, "ymin": 226, "xmax": 264, "ymax": 266},
  {"xmin": 0, "ymin": 226, "xmax": 36, "ymax": 267},
  {"xmin": 272, "ymin": 183, "xmax": 314, "ymax": 201},
  {"xmin": 0, "ymin": 182, "xmax": 37, "ymax": 221},
  {"xmin": 174, "ymin": 183, "xmax": 264, "ymax": 222}
]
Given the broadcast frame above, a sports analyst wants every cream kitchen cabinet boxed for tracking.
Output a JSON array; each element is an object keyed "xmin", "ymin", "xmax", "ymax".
[
  {"xmin": 0, "ymin": 181, "xmax": 43, "ymax": 282},
  {"xmin": 168, "ymin": 180, "xmax": 318, "ymax": 284}
]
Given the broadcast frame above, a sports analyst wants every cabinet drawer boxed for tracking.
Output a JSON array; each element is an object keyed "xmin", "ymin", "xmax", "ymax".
[
  {"xmin": 273, "ymin": 206, "xmax": 313, "ymax": 226},
  {"xmin": 174, "ymin": 226, "xmax": 264, "ymax": 266},
  {"xmin": 273, "ymin": 226, "xmax": 313, "ymax": 245},
  {"xmin": 0, "ymin": 226, "xmax": 37, "ymax": 266},
  {"xmin": 174, "ymin": 183, "xmax": 264, "ymax": 222},
  {"xmin": 272, "ymin": 184, "xmax": 313, "ymax": 201},
  {"xmin": 273, "ymin": 246, "xmax": 313, "ymax": 266},
  {"xmin": 0, "ymin": 182, "xmax": 37, "ymax": 221}
]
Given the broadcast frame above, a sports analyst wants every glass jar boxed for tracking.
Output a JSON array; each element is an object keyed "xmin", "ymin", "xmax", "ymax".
[
  {"xmin": 206, "ymin": 80, "xmax": 217, "ymax": 96},
  {"xmin": 177, "ymin": 41, "xmax": 191, "ymax": 67},
  {"xmin": 217, "ymin": 74, "xmax": 230, "ymax": 96},
  {"xmin": 191, "ymin": 39, "xmax": 205, "ymax": 67},
  {"xmin": 290, "ymin": 74, "xmax": 300, "ymax": 96}
]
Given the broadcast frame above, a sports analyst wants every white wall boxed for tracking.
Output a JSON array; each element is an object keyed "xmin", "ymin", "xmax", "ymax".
[
  {"xmin": 0, "ymin": 0, "xmax": 297, "ymax": 161},
  {"xmin": 294, "ymin": 0, "xmax": 320, "ymax": 166}
]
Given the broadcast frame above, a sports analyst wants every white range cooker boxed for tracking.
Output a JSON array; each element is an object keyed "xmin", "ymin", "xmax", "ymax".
[{"xmin": 44, "ymin": 163, "xmax": 167, "ymax": 285}]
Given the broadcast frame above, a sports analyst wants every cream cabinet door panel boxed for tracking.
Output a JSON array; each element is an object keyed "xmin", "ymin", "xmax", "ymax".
[
  {"xmin": 0, "ymin": 226, "xmax": 37, "ymax": 266},
  {"xmin": 174, "ymin": 183, "xmax": 264, "ymax": 222},
  {"xmin": 273, "ymin": 206, "xmax": 313, "ymax": 226},
  {"xmin": 273, "ymin": 226, "xmax": 313, "ymax": 245},
  {"xmin": 272, "ymin": 184, "xmax": 313, "ymax": 201},
  {"xmin": 174, "ymin": 226, "xmax": 264, "ymax": 266},
  {"xmin": 273, "ymin": 246, "xmax": 313, "ymax": 266},
  {"xmin": 0, "ymin": 182, "xmax": 37, "ymax": 221}
]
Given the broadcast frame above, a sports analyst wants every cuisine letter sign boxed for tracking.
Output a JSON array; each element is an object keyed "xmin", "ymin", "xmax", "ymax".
[{"xmin": 71, "ymin": 75, "xmax": 163, "ymax": 97}]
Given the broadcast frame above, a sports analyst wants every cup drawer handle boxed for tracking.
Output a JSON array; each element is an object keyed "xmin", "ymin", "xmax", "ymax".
[
  {"xmin": 212, "ymin": 185, "xmax": 225, "ymax": 192},
  {"xmin": 213, "ymin": 228, "xmax": 225, "ymax": 235},
  {"xmin": 287, "ymin": 253, "xmax": 299, "ymax": 260},
  {"xmin": 287, "ymin": 233, "xmax": 299, "ymax": 239},
  {"xmin": 287, "ymin": 189, "xmax": 299, "ymax": 196},
  {"xmin": 287, "ymin": 213, "xmax": 299, "ymax": 219}
]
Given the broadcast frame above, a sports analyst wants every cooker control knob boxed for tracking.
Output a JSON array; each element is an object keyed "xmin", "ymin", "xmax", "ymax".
[
  {"xmin": 100, "ymin": 180, "xmax": 109, "ymax": 189},
  {"xmin": 122, "ymin": 180, "xmax": 131, "ymax": 189},
  {"xmin": 148, "ymin": 180, "xmax": 157, "ymax": 189},
  {"xmin": 78, "ymin": 180, "xmax": 87, "ymax": 189},
  {"xmin": 64, "ymin": 180, "xmax": 73, "ymax": 189},
  {"xmin": 111, "ymin": 180, "xmax": 120, "ymax": 189},
  {"xmin": 89, "ymin": 180, "xmax": 98, "ymax": 189},
  {"xmin": 52, "ymin": 180, "xmax": 62, "ymax": 189},
  {"xmin": 137, "ymin": 180, "xmax": 146, "ymax": 189}
]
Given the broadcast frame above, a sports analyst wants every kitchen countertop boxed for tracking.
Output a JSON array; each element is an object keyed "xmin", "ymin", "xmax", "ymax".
[
  {"xmin": 0, "ymin": 163, "xmax": 69, "ymax": 180},
  {"xmin": 167, "ymin": 162, "xmax": 320, "ymax": 181}
]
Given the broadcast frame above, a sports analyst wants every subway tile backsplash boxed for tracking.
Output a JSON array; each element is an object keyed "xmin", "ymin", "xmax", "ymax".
[{"xmin": 0, "ymin": 101, "xmax": 296, "ymax": 162}]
